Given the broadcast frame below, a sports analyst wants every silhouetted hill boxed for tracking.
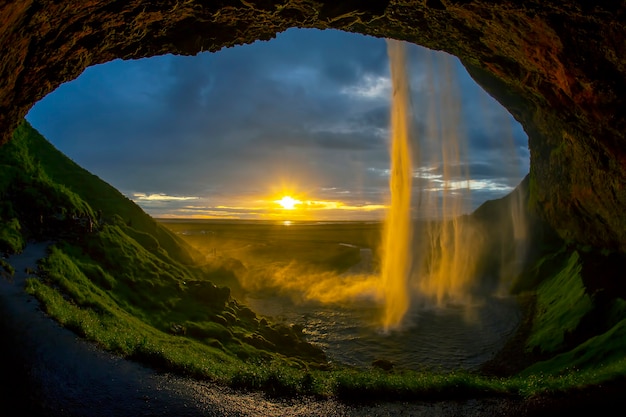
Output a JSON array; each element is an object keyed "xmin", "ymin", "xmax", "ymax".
[
  {"xmin": 471, "ymin": 174, "xmax": 563, "ymax": 293},
  {"xmin": 0, "ymin": 121, "xmax": 197, "ymax": 265}
]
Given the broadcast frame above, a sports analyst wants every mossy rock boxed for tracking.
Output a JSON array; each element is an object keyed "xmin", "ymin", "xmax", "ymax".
[
  {"xmin": 184, "ymin": 321, "xmax": 232, "ymax": 342},
  {"xmin": 222, "ymin": 311, "xmax": 238, "ymax": 325},
  {"xmin": 211, "ymin": 314, "xmax": 229, "ymax": 327},
  {"xmin": 188, "ymin": 280, "xmax": 230, "ymax": 307},
  {"xmin": 243, "ymin": 333, "xmax": 276, "ymax": 351}
]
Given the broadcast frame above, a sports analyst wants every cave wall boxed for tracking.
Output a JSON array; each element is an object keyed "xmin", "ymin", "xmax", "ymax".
[{"xmin": 1, "ymin": 0, "xmax": 625, "ymax": 250}]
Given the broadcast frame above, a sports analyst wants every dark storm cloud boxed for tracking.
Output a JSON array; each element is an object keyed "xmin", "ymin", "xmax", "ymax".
[{"xmin": 26, "ymin": 28, "xmax": 528, "ymax": 218}]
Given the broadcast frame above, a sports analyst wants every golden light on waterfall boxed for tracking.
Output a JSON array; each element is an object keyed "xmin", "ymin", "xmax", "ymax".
[
  {"xmin": 378, "ymin": 40, "xmax": 528, "ymax": 330},
  {"xmin": 413, "ymin": 49, "xmax": 483, "ymax": 307},
  {"xmin": 380, "ymin": 39, "xmax": 413, "ymax": 331}
]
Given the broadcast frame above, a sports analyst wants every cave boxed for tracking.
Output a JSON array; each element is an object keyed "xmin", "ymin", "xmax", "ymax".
[{"xmin": 1, "ymin": 0, "xmax": 625, "ymax": 253}]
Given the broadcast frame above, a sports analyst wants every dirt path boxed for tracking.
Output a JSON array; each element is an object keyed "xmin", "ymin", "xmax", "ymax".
[{"xmin": 0, "ymin": 242, "xmax": 622, "ymax": 416}]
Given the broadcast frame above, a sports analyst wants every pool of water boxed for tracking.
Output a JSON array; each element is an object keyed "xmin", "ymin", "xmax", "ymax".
[{"xmin": 245, "ymin": 294, "xmax": 521, "ymax": 371}]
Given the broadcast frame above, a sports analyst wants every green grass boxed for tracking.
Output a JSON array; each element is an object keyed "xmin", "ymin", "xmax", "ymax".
[
  {"xmin": 522, "ymin": 318, "xmax": 626, "ymax": 378},
  {"xmin": 33, "ymin": 236, "xmax": 326, "ymax": 362},
  {"xmin": 0, "ymin": 217, "xmax": 24, "ymax": 253},
  {"xmin": 25, "ymin": 272, "xmax": 601, "ymax": 400},
  {"xmin": 525, "ymin": 251, "xmax": 593, "ymax": 353},
  {"xmin": 1, "ymin": 257, "xmax": 15, "ymax": 276},
  {"xmin": 24, "ymin": 270, "xmax": 516, "ymax": 399},
  {"xmin": 25, "ymin": 276, "xmax": 245, "ymax": 382},
  {"xmin": 25, "ymin": 239, "xmax": 330, "ymax": 380},
  {"xmin": 3, "ymin": 121, "xmax": 196, "ymax": 265},
  {"xmin": 161, "ymin": 220, "xmax": 379, "ymax": 273},
  {"xmin": 0, "ymin": 124, "xmax": 94, "ymax": 245},
  {"xmin": 513, "ymin": 248, "xmax": 626, "ymax": 388}
]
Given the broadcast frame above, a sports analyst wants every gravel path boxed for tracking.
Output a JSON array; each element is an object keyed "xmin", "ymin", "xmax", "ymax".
[{"xmin": 1, "ymin": 242, "xmax": 624, "ymax": 416}]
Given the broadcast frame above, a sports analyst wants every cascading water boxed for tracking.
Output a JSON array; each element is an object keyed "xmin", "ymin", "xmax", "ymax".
[
  {"xmin": 382, "ymin": 38, "xmax": 479, "ymax": 328},
  {"xmin": 497, "ymin": 116, "xmax": 529, "ymax": 294},
  {"xmin": 380, "ymin": 39, "xmax": 414, "ymax": 331},
  {"xmin": 414, "ymin": 50, "xmax": 482, "ymax": 306},
  {"xmin": 381, "ymin": 42, "xmax": 523, "ymax": 327},
  {"xmin": 231, "ymin": 39, "xmax": 528, "ymax": 339}
]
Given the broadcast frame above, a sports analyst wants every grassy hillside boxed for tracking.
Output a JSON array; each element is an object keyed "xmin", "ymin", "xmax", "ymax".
[
  {"xmin": 4, "ymin": 121, "xmax": 196, "ymax": 265},
  {"xmin": 1, "ymin": 123, "xmax": 91, "ymax": 253},
  {"xmin": 518, "ymin": 247, "xmax": 626, "ymax": 378},
  {"xmin": 0, "ymin": 121, "xmax": 327, "ymax": 383},
  {"xmin": 473, "ymin": 178, "xmax": 626, "ymax": 384}
]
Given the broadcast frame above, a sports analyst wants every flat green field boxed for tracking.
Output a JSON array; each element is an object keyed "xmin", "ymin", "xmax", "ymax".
[{"xmin": 159, "ymin": 220, "xmax": 382, "ymax": 274}]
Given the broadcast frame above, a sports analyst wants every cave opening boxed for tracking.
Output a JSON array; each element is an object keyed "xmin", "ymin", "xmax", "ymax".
[
  {"xmin": 24, "ymin": 28, "xmax": 530, "ymax": 370},
  {"xmin": 3, "ymin": 3, "xmax": 626, "ymax": 411}
]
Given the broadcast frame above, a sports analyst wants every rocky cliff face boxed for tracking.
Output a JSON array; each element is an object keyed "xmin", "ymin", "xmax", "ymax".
[{"xmin": 1, "ymin": 1, "xmax": 625, "ymax": 250}]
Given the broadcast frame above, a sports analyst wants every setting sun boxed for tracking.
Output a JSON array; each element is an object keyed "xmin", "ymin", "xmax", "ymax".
[{"xmin": 276, "ymin": 196, "xmax": 300, "ymax": 210}]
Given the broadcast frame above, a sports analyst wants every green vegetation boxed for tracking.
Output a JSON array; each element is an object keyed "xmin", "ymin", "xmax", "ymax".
[
  {"xmin": 0, "ymin": 218, "xmax": 24, "ymax": 253},
  {"xmin": 0, "ymin": 123, "xmax": 92, "ymax": 253},
  {"xmin": 163, "ymin": 220, "xmax": 378, "ymax": 267},
  {"xmin": 1, "ymin": 257, "xmax": 14, "ymax": 277},
  {"xmin": 2, "ymin": 121, "xmax": 325, "ymax": 381},
  {"xmin": 161, "ymin": 220, "xmax": 379, "ymax": 298},
  {"xmin": 3, "ymin": 120, "xmax": 626, "ymax": 402},
  {"xmin": 519, "ymin": 249, "xmax": 626, "ymax": 380},
  {"xmin": 525, "ymin": 251, "xmax": 592, "ymax": 353}
]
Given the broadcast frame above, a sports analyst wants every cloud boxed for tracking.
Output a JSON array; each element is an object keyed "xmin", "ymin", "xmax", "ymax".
[
  {"xmin": 26, "ymin": 28, "xmax": 529, "ymax": 220},
  {"xmin": 132, "ymin": 193, "xmax": 199, "ymax": 202},
  {"xmin": 341, "ymin": 74, "xmax": 391, "ymax": 99}
]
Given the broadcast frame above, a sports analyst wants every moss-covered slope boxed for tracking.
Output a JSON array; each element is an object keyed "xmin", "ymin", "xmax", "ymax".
[
  {"xmin": 0, "ymin": 121, "xmax": 327, "ymax": 377},
  {"xmin": 4, "ymin": 121, "xmax": 197, "ymax": 265}
]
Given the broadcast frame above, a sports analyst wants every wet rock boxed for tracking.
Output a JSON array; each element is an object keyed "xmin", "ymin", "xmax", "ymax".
[
  {"xmin": 243, "ymin": 333, "xmax": 275, "ymax": 351},
  {"xmin": 212, "ymin": 314, "xmax": 228, "ymax": 327},
  {"xmin": 169, "ymin": 323, "xmax": 186, "ymax": 336},
  {"xmin": 372, "ymin": 359, "xmax": 394, "ymax": 371},
  {"xmin": 188, "ymin": 280, "xmax": 230, "ymax": 307},
  {"xmin": 237, "ymin": 305, "xmax": 257, "ymax": 320},
  {"xmin": 222, "ymin": 311, "xmax": 239, "ymax": 325}
]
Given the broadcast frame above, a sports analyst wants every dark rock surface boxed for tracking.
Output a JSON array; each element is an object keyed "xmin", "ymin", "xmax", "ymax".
[{"xmin": 1, "ymin": 1, "xmax": 626, "ymax": 250}]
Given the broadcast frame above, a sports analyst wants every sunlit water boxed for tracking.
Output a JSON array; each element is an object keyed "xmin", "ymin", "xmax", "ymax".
[
  {"xmin": 380, "ymin": 39, "xmax": 414, "ymax": 331},
  {"xmin": 172, "ymin": 220, "xmax": 523, "ymax": 371},
  {"xmin": 246, "ymin": 293, "xmax": 520, "ymax": 371}
]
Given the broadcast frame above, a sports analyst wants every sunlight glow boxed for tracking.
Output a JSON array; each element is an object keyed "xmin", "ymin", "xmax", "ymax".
[
  {"xmin": 276, "ymin": 196, "xmax": 301, "ymax": 210},
  {"xmin": 147, "ymin": 189, "xmax": 389, "ymax": 221}
]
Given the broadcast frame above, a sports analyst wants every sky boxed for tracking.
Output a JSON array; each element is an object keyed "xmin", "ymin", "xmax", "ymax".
[{"xmin": 26, "ymin": 28, "xmax": 529, "ymax": 221}]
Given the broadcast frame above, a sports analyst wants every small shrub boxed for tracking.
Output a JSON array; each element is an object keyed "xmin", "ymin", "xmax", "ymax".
[
  {"xmin": 0, "ymin": 218, "xmax": 24, "ymax": 253},
  {"xmin": 1, "ymin": 258, "xmax": 15, "ymax": 276}
]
